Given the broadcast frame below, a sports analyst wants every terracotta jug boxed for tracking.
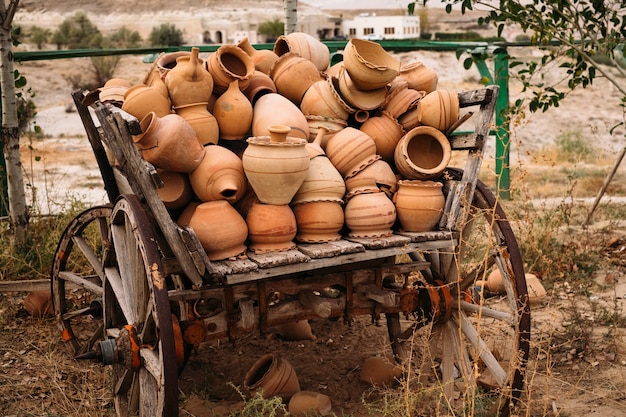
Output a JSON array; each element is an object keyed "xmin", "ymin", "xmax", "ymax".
[
  {"xmin": 186, "ymin": 200, "xmax": 248, "ymax": 261},
  {"xmin": 359, "ymin": 110, "xmax": 405, "ymax": 162},
  {"xmin": 324, "ymin": 127, "xmax": 379, "ymax": 179},
  {"xmin": 243, "ymin": 353, "xmax": 301, "ymax": 400},
  {"xmin": 206, "ymin": 44, "xmax": 255, "ymax": 95},
  {"xmin": 242, "ymin": 125, "xmax": 310, "ymax": 205},
  {"xmin": 189, "ymin": 144, "xmax": 247, "ymax": 204},
  {"xmin": 269, "ymin": 52, "xmax": 323, "ymax": 105},
  {"xmin": 173, "ymin": 102, "xmax": 219, "ymax": 146},
  {"xmin": 300, "ymin": 78, "xmax": 351, "ymax": 121},
  {"xmin": 344, "ymin": 179, "xmax": 396, "ymax": 238},
  {"xmin": 342, "ymin": 38, "xmax": 401, "ymax": 91},
  {"xmin": 393, "ymin": 180, "xmax": 445, "ymax": 232},
  {"xmin": 213, "ymin": 80, "xmax": 253, "ymax": 140},
  {"xmin": 252, "ymin": 93, "xmax": 310, "ymax": 141},
  {"xmin": 397, "ymin": 61, "xmax": 439, "ymax": 94},
  {"xmin": 416, "ymin": 90, "xmax": 460, "ymax": 132},
  {"xmin": 237, "ymin": 37, "xmax": 279, "ymax": 75},
  {"xmin": 394, "ymin": 126, "xmax": 452, "ymax": 180},
  {"xmin": 288, "ymin": 391, "xmax": 332, "ymax": 416},
  {"xmin": 164, "ymin": 47, "xmax": 214, "ymax": 107},
  {"xmin": 246, "ymin": 202, "xmax": 297, "ymax": 253},
  {"xmin": 306, "ymin": 115, "xmax": 347, "ymax": 143},
  {"xmin": 274, "ymin": 320, "xmax": 316, "ymax": 341},
  {"xmin": 122, "ymin": 81, "xmax": 172, "ymax": 121},
  {"xmin": 293, "ymin": 200, "xmax": 344, "ymax": 243},
  {"xmin": 134, "ymin": 112, "xmax": 205, "ymax": 173},
  {"xmin": 156, "ymin": 169, "xmax": 193, "ymax": 211},
  {"xmin": 156, "ymin": 51, "xmax": 191, "ymax": 77},
  {"xmin": 360, "ymin": 356, "xmax": 403, "ymax": 387},
  {"xmin": 274, "ymin": 32, "xmax": 331, "ymax": 72}
]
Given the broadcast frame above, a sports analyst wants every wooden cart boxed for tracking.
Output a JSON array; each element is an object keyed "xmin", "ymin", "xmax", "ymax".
[{"xmin": 51, "ymin": 83, "xmax": 530, "ymax": 416}]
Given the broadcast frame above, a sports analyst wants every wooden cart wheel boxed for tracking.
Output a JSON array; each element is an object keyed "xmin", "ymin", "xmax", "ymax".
[
  {"xmin": 103, "ymin": 195, "xmax": 179, "ymax": 417},
  {"xmin": 51, "ymin": 205, "xmax": 112, "ymax": 357},
  {"xmin": 387, "ymin": 171, "xmax": 530, "ymax": 416}
]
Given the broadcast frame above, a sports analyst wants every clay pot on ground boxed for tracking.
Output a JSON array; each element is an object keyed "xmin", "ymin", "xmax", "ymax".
[
  {"xmin": 359, "ymin": 110, "xmax": 405, "ymax": 162},
  {"xmin": 293, "ymin": 200, "xmax": 344, "ymax": 243},
  {"xmin": 122, "ymin": 81, "xmax": 172, "ymax": 121},
  {"xmin": 393, "ymin": 180, "xmax": 445, "ymax": 232},
  {"xmin": 189, "ymin": 145, "xmax": 247, "ymax": 204},
  {"xmin": 274, "ymin": 320, "xmax": 316, "ymax": 341},
  {"xmin": 525, "ymin": 273, "xmax": 547, "ymax": 306},
  {"xmin": 288, "ymin": 391, "xmax": 332, "ymax": 416},
  {"xmin": 23, "ymin": 290, "xmax": 54, "ymax": 318},
  {"xmin": 243, "ymin": 353, "xmax": 301, "ymax": 400},
  {"xmin": 342, "ymin": 38, "xmax": 401, "ymax": 91},
  {"xmin": 394, "ymin": 125, "xmax": 452, "ymax": 180},
  {"xmin": 360, "ymin": 356, "xmax": 403, "ymax": 387},
  {"xmin": 252, "ymin": 93, "xmax": 310, "ymax": 141},
  {"xmin": 242, "ymin": 125, "xmax": 310, "ymax": 205},
  {"xmin": 241, "ymin": 70, "xmax": 277, "ymax": 105},
  {"xmin": 336, "ymin": 67, "xmax": 388, "ymax": 111},
  {"xmin": 213, "ymin": 80, "xmax": 253, "ymax": 140},
  {"xmin": 269, "ymin": 52, "xmax": 323, "ymax": 105},
  {"xmin": 237, "ymin": 37, "xmax": 279, "ymax": 74},
  {"xmin": 416, "ymin": 89, "xmax": 460, "ymax": 132},
  {"xmin": 206, "ymin": 44, "xmax": 255, "ymax": 95},
  {"xmin": 324, "ymin": 127, "xmax": 379, "ymax": 179},
  {"xmin": 186, "ymin": 200, "xmax": 248, "ymax": 261},
  {"xmin": 173, "ymin": 102, "xmax": 219, "ymax": 146},
  {"xmin": 274, "ymin": 32, "xmax": 330, "ymax": 72},
  {"xmin": 156, "ymin": 169, "xmax": 193, "ymax": 211},
  {"xmin": 246, "ymin": 202, "xmax": 297, "ymax": 253},
  {"xmin": 164, "ymin": 47, "xmax": 214, "ymax": 107},
  {"xmin": 134, "ymin": 112, "xmax": 205, "ymax": 173},
  {"xmin": 344, "ymin": 180, "xmax": 396, "ymax": 238},
  {"xmin": 397, "ymin": 61, "xmax": 439, "ymax": 94}
]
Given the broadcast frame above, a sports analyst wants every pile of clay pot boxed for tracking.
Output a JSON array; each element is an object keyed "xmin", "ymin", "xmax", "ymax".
[{"xmin": 90, "ymin": 33, "xmax": 461, "ymax": 262}]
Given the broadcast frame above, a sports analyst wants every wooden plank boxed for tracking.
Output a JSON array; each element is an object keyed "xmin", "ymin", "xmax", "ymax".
[
  {"xmin": 296, "ymin": 239, "xmax": 365, "ymax": 259},
  {"xmin": 210, "ymin": 257, "xmax": 259, "ymax": 276},
  {"xmin": 396, "ymin": 230, "xmax": 456, "ymax": 243},
  {"xmin": 247, "ymin": 249, "xmax": 310, "ymax": 269},
  {"xmin": 346, "ymin": 234, "xmax": 411, "ymax": 249}
]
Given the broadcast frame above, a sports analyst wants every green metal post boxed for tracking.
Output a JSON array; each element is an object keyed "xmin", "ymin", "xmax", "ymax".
[{"xmin": 494, "ymin": 48, "xmax": 510, "ymax": 200}]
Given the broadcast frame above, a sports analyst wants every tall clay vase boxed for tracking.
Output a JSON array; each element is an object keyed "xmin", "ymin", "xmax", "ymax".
[
  {"xmin": 206, "ymin": 44, "xmax": 255, "ymax": 95},
  {"xmin": 325, "ymin": 127, "xmax": 379, "ymax": 179},
  {"xmin": 293, "ymin": 200, "xmax": 344, "ymax": 243},
  {"xmin": 344, "ymin": 181, "xmax": 396, "ymax": 238},
  {"xmin": 252, "ymin": 93, "xmax": 310, "ymax": 141},
  {"xmin": 122, "ymin": 81, "xmax": 172, "ymax": 121},
  {"xmin": 274, "ymin": 32, "xmax": 331, "ymax": 72},
  {"xmin": 242, "ymin": 125, "xmax": 310, "ymax": 205},
  {"xmin": 213, "ymin": 80, "xmax": 253, "ymax": 140},
  {"xmin": 186, "ymin": 200, "xmax": 248, "ymax": 261},
  {"xmin": 237, "ymin": 37, "xmax": 279, "ymax": 75},
  {"xmin": 244, "ymin": 353, "xmax": 301, "ymax": 400},
  {"xmin": 246, "ymin": 202, "xmax": 297, "ymax": 253},
  {"xmin": 393, "ymin": 180, "xmax": 445, "ymax": 232},
  {"xmin": 173, "ymin": 102, "xmax": 219, "ymax": 146},
  {"xmin": 189, "ymin": 144, "xmax": 247, "ymax": 204},
  {"xmin": 270, "ymin": 52, "xmax": 323, "ymax": 106},
  {"xmin": 164, "ymin": 46, "xmax": 214, "ymax": 107},
  {"xmin": 359, "ymin": 110, "xmax": 405, "ymax": 162},
  {"xmin": 156, "ymin": 169, "xmax": 193, "ymax": 211},
  {"xmin": 397, "ymin": 61, "xmax": 439, "ymax": 94},
  {"xmin": 134, "ymin": 112, "xmax": 205, "ymax": 173},
  {"xmin": 416, "ymin": 90, "xmax": 460, "ymax": 132},
  {"xmin": 394, "ymin": 126, "xmax": 452, "ymax": 180},
  {"xmin": 342, "ymin": 38, "xmax": 401, "ymax": 91}
]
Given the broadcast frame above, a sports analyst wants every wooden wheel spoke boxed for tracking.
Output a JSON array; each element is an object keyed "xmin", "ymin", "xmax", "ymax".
[
  {"xmin": 458, "ymin": 300, "xmax": 515, "ymax": 324},
  {"xmin": 105, "ymin": 266, "xmax": 133, "ymax": 323},
  {"xmin": 71, "ymin": 235, "xmax": 106, "ymax": 279},
  {"xmin": 115, "ymin": 368, "xmax": 135, "ymax": 396},
  {"xmin": 141, "ymin": 348, "xmax": 162, "ymax": 382},
  {"xmin": 58, "ymin": 271, "xmax": 103, "ymax": 295}
]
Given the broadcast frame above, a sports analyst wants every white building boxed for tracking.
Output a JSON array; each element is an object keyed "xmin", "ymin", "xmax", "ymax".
[{"xmin": 342, "ymin": 13, "xmax": 420, "ymax": 40}]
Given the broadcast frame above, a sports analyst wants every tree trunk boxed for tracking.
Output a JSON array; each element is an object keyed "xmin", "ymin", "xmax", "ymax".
[
  {"xmin": 284, "ymin": 0, "xmax": 297, "ymax": 35},
  {"xmin": 0, "ymin": 0, "xmax": 27, "ymax": 244}
]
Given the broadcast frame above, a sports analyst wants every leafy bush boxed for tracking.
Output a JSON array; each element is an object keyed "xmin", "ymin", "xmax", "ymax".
[
  {"xmin": 27, "ymin": 26, "xmax": 51, "ymax": 49},
  {"xmin": 258, "ymin": 18, "xmax": 284, "ymax": 43},
  {"xmin": 51, "ymin": 12, "xmax": 103, "ymax": 49},
  {"xmin": 149, "ymin": 23, "xmax": 184, "ymax": 47}
]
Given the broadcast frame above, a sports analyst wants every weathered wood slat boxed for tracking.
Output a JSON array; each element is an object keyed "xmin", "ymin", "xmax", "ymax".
[
  {"xmin": 296, "ymin": 239, "xmax": 365, "ymax": 259},
  {"xmin": 247, "ymin": 249, "xmax": 311, "ymax": 269},
  {"xmin": 346, "ymin": 234, "xmax": 412, "ymax": 249}
]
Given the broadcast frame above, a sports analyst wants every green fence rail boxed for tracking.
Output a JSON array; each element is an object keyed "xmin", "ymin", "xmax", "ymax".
[{"xmin": 3, "ymin": 40, "xmax": 512, "ymax": 216}]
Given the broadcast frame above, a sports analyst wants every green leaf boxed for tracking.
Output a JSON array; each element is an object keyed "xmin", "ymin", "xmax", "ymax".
[{"xmin": 463, "ymin": 57, "xmax": 474, "ymax": 69}]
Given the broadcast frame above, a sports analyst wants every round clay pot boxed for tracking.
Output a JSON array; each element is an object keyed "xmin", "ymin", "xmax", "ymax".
[
  {"xmin": 360, "ymin": 356, "xmax": 403, "ymax": 387},
  {"xmin": 206, "ymin": 44, "xmax": 255, "ymax": 95},
  {"xmin": 305, "ymin": 116, "xmax": 347, "ymax": 143},
  {"xmin": 241, "ymin": 70, "xmax": 277, "ymax": 105},
  {"xmin": 187, "ymin": 200, "xmax": 248, "ymax": 261},
  {"xmin": 336, "ymin": 67, "xmax": 387, "ymax": 111},
  {"xmin": 164, "ymin": 47, "xmax": 214, "ymax": 107},
  {"xmin": 416, "ymin": 89, "xmax": 460, "ymax": 132},
  {"xmin": 344, "ymin": 175, "xmax": 380, "ymax": 200},
  {"xmin": 525, "ymin": 273, "xmax": 546, "ymax": 306},
  {"xmin": 288, "ymin": 391, "xmax": 332, "ymax": 416},
  {"xmin": 83, "ymin": 78, "xmax": 131, "ymax": 106},
  {"xmin": 354, "ymin": 159, "xmax": 398, "ymax": 198},
  {"xmin": 274, "ymin": 32, "xmax": 330, "ymax": 72},
  {"xmin": 156, "ymin": 51, "xmax": 191, "ymax": 76},
  {"xmin": 359, "ymin": 110, "xmax": 405, "ymax": 162},
  {"xmin": 246, "ymin": 202, "xmax": 297, "ymax": 253},
  {"xmin": 243, "ymin": 353, "xmax": 301, "ymax": 400},
  {"xmin": 397, "ymin": 61, "xmax": 439, "ymax": 94},
  {"xmin": 252, "ymin": 93, "xmax": 310, "ymax": 141},
  {"xmin": 300, "ymin": 78, "xmax": 351, "ymax": 121},
  {"xmin": 394, "ymin": 126, "xmax": 451, "ymax": 180},
  {"xmin": 393, "ymin": 180, "xmax": 445, "ymax": 232},
  {"xmin": 269, "ymin": 52, "xmax": 323, "ymax": 105},
  {"xmin": 242, "ymin": 125, "xmax": 310, "ymax": 205},
  {"xmin": 237, "ymin": 37, "xmax": 279, "ymax": 74},
  {"xmin": 134, "ymin": 112, "xmax": 205, "ymax": 173},
  {"xmin": 292, "ymin": 153, "xmax": 346, "ymax": 205},
  {"xmin": 213, "ymin": 80, "xmax": 253, "ymax": 140},
  {"xmin": 23, "ymin": 290, "xmax": 54, "ymax": 318},
  {"xmin": 189, "ymin": 144, "xmax": 247, "ymax": 204},
  {"xmin": 173, "ymin": 102, "xmax": 219, "ymax": 146},
  {"xmin": 344, "ymin": 186, "xmax": 396, "ymax": 238},
  {"xmin": 382, "ymin": 82, "xmax": 425, "ymax": 119},
  {"xmin": 486, "ymin": 268, "xmax": 506, "ymax": 293},
  {"xmin": 325, "ymin": 127, "xmax": 379, "ymax": 179},
  {"xmin": 156, "ymin": 169, "xmax": 193, "ymax": 210},
  {"xmin": 293, "ymin": 200, "xmax": 344, "ymax": 243},
  {"xmin": 274, "ymin": 320, "xmax": 316, "ymax": 341},
  {"xmin": 342, "ymin": 38, "xmax": 401, "ymax": 91},
  {"xmin": 122, "ymin": 82, "xmax": 172, "ymax": 121}
]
